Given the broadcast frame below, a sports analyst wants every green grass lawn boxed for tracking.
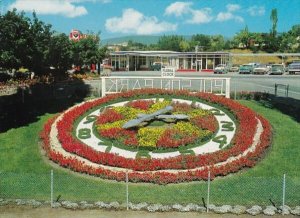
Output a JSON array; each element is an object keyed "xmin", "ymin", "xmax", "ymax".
[{"xmin": 0, "ymin": 100, "xmax": 300, "ymax": 206}]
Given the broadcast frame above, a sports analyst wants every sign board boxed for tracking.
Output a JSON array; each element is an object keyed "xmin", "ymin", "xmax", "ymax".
[{"xmin": 161, "ymin": 67, "xmax": 176, "ymax": 78}]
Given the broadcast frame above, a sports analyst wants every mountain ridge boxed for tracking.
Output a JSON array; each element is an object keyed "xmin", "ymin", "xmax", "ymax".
[{"xmin": 101, "ymin": 35, "xmax": 193, "ymax": 45}]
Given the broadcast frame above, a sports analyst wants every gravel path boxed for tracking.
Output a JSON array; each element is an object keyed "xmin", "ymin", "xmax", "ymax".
[{"xmin": 0, "ymin": 207, "xmax": 296, "ymax": 218}]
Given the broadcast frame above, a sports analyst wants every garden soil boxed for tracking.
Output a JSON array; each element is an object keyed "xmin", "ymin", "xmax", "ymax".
[{"xmin": 0, "ymin": 207, "xmax": 296, "ymax": 218}]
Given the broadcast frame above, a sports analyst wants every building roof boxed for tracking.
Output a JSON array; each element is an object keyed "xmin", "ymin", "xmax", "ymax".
[{"xmin": 110, "ymin": 50, "xmax": 230, "ymax": 57}]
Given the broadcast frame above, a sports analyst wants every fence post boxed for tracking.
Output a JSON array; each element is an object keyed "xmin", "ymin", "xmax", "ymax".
[
  {"xmin": 50, "ymin": 170, "xmax": 53, "ymax": 208},
  {"xmin": 0, "ymin": 171, "xmax": 1, "ymax": 197},
  {"xmin": 98, "ymin": 81, "xmax": 101, "ymax": 97},
  {"xmin": 207, "ymin": 170, "xmax": 211, "ymax": 213},
  {"xmin": 101, "ymin": 77, "xmax": 106, "ymax": 97},
  {"xmin": 234, "ymin": 82, "xmax": 237, "ymax": 100},
  {"xmin": 282, "ymin": 174, "xmax": 286, "ymax": 214},
  {"xmin": 225, "ymin": 78, "xmax": 230, "ymax": 98},
  {"xmin": 126, "ymin": 170, "xmax": 129, "ymax": 210}
]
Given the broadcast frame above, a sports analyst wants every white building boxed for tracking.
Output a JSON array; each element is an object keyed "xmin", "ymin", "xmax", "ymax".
[{"xmin": 109, "ymin": 51, "xmax": 230, "ymax": 72}]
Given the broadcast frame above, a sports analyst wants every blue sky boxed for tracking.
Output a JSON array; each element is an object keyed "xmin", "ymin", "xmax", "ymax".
[{"xmin": 3, "ymin": 0, "xmax": 300, "ymax": 39}]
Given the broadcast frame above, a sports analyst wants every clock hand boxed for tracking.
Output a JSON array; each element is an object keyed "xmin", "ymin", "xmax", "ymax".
[{"xmin": 122, "ymin": 106, "xmax": 173, "ymax": 129}]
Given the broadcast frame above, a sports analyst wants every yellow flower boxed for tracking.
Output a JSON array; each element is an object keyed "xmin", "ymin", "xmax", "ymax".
[
  {"xmin": 114, "ymin": 106, "xmax": 145, "ymax": 119},
  {"xmin": 187, "ymin": 108, "xmax": 211, "ymax": 118},
  {"xmin": 97, "ymin": 120, "xmax": 127, "ymax": 130},
  {"xmin": 174, "ymin": 122, "xmax": 201, "ymax": 136},
  {"xmin": 137, "ymin": 127, "xmax": 165, "ymax": 147},
  {"xmin": 148, "ymin": 100, "xmax": 171, "ymax": 113}
]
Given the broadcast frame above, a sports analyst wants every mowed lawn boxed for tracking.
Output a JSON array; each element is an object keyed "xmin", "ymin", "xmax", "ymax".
[{"xmin": 0, "ymin": 100, "xmax": 299, "ymax": 206}]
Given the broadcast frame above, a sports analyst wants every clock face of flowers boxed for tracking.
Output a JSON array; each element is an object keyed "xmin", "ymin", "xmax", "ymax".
[
  {"xmin": 76, "ymin": 98, "xmax": 236, "ymax": 159},
  {"xmin": 41, "ymin": 89, "xmax": 271, "ymax": 184}
]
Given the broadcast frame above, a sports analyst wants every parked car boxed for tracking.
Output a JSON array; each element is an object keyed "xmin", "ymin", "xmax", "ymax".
[
  {"xmin": 150, "ymin": 62, "xmax": 164, "ymax": 71},
  {"xmin": 214, "ymin": 64, "xmax": 228, "ymax": 74},
  {"xmin": 239, "ymin": 64, "xmax": 253, "ymax": 74},
  {"xmin": 269, "ymin": 64, "xmax": 284, "ymax": 75},
  {"xmin": 248, "ymin": 63, "xmax": 260, "ymax": 68},
  {"xmin": 229, "ymin": 64, "xmax": 239, "ymax": 72},
  {"xmin": 288, "ymin": 61, "xmax": 300, "ymax": 75},
  {"xmin": 253, "ymin": 64, "xmax": 270, "ymax": 75}
]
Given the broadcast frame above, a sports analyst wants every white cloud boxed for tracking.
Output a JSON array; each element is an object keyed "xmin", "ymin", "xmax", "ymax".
[
  {"xmin": 9, "ymin": 0, "xmax": 88, "ymax": 17},
  {"xmin": 226, "ymin": 4, "xmax": 240, "ymax": 12},
  {"xmin": 8, "ymin": 0, "xmax": 110, "ymax": 17},
  {"xmin": 105, "ymin": 8, "xmax": 177, "ymax": 34},
  {"xmin": 216, "ymin": 12, "xmax": 243, "ymax": 23},
  {"xmin": 165, "ymin": 2, "xmax": 213, "ymax": 24},
  {"xmin": 164, "ymin": 1, "xmax": 192, "ymax": 17},
  {"xmin": 68, "ymin": 0, "xmax": 111, "ymax": 3},
  {"xmin": 216, "ymin": 3, "xmax": 244, "ymax": 23},
  {"xmin": 187, "ymin": 8, "xmax": 213, "ymax": 24},
  {"xmin": 247, "ymin": 6, "xmax": 265, "ymax": 16}
]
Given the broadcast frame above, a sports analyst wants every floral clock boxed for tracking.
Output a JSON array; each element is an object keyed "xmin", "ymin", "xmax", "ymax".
[{"xmin": 41, "ymin": 89, "xmax": 272, "ymax": 184}]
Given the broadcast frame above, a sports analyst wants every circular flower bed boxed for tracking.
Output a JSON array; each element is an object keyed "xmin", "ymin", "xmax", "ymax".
[{"xmin": 40, "ymin": 89, "xmax": 272, "ymax": 184}]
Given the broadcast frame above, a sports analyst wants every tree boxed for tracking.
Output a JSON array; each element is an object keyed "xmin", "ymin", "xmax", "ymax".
[
  {"xmin": 47, "ymin": 33, "xmax": 72, "ymax": 72},
  {"xmin": 28, "ymin": 12, "xmax": 53, "ymax": 73},
  {"xmin": 127, "ymin": 40, "xmax": 147, "ymax": 51},
  {"xmin": 26, "ymin": 12, "xmax": 53, "ymax": 74},
  {"xmin": 233, "ymin": 26, "xmax": 252, "ymax": 49},
  {"xmin": 71, "ymin": 34, "xmax": 100, "ymax": 69},
  {"xmin": 0, "ymin": 9, "xmax": 31, "ymax": 70},
  {"xmin": 249, "ymin": 33, "xmax": 265, "ymax": 52},
  {"xmin": 209, "ymin": 35, "xmax": 225, "ymax": 51},
  {"xmin": 157, "ymin": 35, "xmax": 184, "ymax": 51},
  {"xmin": 97, "ymin": 46, "xmax": 108, "ymax": 63},
  {"xmin": 270, "ymin": 8, "xmax": 278, "ymax": 38},
  {"xmin": 279, "ymin": 25, "xmax": 300, "ymax": 52},
  {"xmin": 190, "ymin": 34, "xmax": 211, "ymax": 51},
  {"xmin": 0, "ymin": 10, "xmax": 54, "ymax": 73},
  {"xmin": 179, "ymin": 40, "xmax": 190, "ymax": 52}
]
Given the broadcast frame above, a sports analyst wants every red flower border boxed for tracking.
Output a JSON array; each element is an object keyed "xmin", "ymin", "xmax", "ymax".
[{"xmin": 40, "ymin": 89, "xmax": 272, "ymax": 184}]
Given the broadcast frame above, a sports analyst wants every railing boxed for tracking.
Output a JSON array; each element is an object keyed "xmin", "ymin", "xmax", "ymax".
[
  {"xmin": 1, "ymin": 171, "xmax": 298, "ymax": 209},
  {"xmin": 101, "ymin": 77, "xmax": 231, "ymax": 98}
]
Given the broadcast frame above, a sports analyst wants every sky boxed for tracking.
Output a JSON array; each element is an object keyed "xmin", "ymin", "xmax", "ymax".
[{"xmin": 2, "ymin": 0, "xmax": 300, "ymax": 39}]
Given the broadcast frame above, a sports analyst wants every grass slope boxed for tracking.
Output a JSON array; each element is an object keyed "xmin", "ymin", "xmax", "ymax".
[{"xmin": 0, "ymin": 101, "xmax": 299, "ymax": 206}]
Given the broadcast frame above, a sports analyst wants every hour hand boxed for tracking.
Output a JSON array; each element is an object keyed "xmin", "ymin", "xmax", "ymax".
[{"xmin": 122, "ymin": 118, "xmax": 143, "ymax": 129}]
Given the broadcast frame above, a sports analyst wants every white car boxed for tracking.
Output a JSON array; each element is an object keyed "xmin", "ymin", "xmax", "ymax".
[
  {"xmin": 288, "ymin": 61, "xmax": 300, "ymax": 74},
  {"xmin": 269, "ymin": 64, "xmax": 284, "ymax": 75},
  {"xmin": 253, "ymin": 64, "xmax": 270, "ymax": 75},
  {"xmin": 214, "ymin": 64, "xmax": 228, "ymax": 74}
]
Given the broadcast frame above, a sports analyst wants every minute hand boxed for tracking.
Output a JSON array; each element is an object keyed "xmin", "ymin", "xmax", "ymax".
[{"xmin": 122, "ymin": 106, "xmax": 173, "ymax": 129}]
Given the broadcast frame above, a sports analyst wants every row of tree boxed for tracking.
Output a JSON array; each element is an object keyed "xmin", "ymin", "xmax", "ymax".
[
  {"xmin": 1, "ymin": 9, "xmax": 299, "ymax": 75},
  {"xmin": 121, "ymin": 9, "xmax": 299, "ymax": 53},
  {"xmin": 120, "ymin": 34, "xmax": 230, "ymax": 52},
  {"xmin": 0, "ymin": 9, "xmax": 106, "ymax": 75},
  {"xmin": 121, "ymin": 24, "xmax": 299, "ymax": 53}
]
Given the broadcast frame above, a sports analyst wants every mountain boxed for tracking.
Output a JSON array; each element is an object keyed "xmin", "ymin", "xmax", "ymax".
[
  {"xmin": 101, "ymin": 35, "xmax": 193, "ymax": 45},
  {"xmin": 101, "ymin": 35, "xmax": 159, "ymax": 45}
]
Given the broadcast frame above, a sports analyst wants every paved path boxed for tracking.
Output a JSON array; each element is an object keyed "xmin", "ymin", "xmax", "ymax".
[{"xmin": 0, "ymin": 207, "xmax": 296, "ymax": 218}]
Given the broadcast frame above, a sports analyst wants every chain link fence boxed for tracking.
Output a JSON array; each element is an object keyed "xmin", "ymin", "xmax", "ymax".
[{"xmin": 1, "ymin": 171, "xmax": 299, "ymax": 208}]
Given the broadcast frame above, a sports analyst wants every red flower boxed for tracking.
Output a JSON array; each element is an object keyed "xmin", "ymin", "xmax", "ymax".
[
  {"xmin": 126, "ymin": 99, "xmax": 154, "ymax": 110},
  {"xmin": 157, "ymin": 129, "xmax": 198, "ymax": 148},
  {"xmin": 41, "ymin": 88, "xmax": 272, "ymax": 183},
  {"xmin": 96, "ymin": 108, "xmax": 123, "ymax": 124},
  {"xmin": 191, "ymin": 115, "xmax": 218, "ymax": 132}
]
